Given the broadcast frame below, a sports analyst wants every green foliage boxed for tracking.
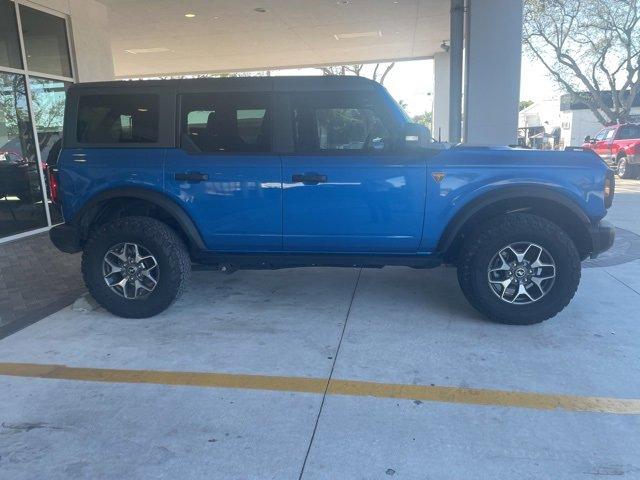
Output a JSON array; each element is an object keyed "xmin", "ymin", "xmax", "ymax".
[
  {"xmin": 412, "ymin": 111, "xmax": 432, "ymax": 130},
  {"xmin": 519, "ymin": 100, "xmax": 534, "ymax": 111}
]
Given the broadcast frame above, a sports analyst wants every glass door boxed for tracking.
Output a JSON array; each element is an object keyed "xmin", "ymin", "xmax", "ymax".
[{"xmin": 0, "ymin": 72, "xmax": 48, "ymax": 236}]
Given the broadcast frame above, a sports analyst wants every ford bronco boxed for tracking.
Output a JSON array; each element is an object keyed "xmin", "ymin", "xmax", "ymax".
[{"xmin": 49, "ymin": 76, "xmax": 615, "ymax": 324}]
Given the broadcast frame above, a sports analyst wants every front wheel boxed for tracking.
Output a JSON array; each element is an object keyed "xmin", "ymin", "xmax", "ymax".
[
  {"xmin": 457, "ymin": 213, "xmax": 581, "ymax": 325},
  {"xmin": 617, "ymin": 156, "xmax": 634, "ymax": 179},
  {"xmin": 82, "ymin": 216, "xmax": 191, "ymax": 318}
]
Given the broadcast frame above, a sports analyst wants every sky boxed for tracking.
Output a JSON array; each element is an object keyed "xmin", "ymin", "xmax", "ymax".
[{"xmin": 270, "ymin": 57, "xmax": 559, "ymax": 118}]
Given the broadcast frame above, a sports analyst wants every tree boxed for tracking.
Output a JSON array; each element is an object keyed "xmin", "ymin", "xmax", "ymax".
[
  {"xmin": 523, "ymin": 0, "xmax": 640, "ymax": 125},
  {"xmin": 519, "ymin": 100, "xmax": 534, "ymax": 111},
  {"xmin": 412, "ymin": 111, "xmax": 432, "ymax": 130},
  {"xmin": 318, "ymin": 62, "xmax": 396, "ymax": 85}
]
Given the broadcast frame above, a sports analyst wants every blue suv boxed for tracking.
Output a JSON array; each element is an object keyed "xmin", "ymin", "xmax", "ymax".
[{"xmin": 49, "ymin": 76, "xmax": 615, "ymax": 324}]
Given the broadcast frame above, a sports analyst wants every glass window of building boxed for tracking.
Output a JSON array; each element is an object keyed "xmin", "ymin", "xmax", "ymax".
[
  {"xmin": 0, "ymin": 72, "xmax": 48, "ymax": 237},
  {"xmin": 29, "ymin": 77, "xmax": 71, "ymax": 224},
  {"xmin": 0, "ymin": 0, "xmax": 23, "ymax": 69},
  {"xmin": 19, "ymin": 5, "xmax": 73, "ymax": 78},
  {"xmin": 0, "ymin": 2, "xmax": 75, "ymax": 242}
]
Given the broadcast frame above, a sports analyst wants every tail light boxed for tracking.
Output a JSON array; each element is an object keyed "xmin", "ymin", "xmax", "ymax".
[
  {"xmin": 604, "ymin": 169, "xmax": 615, "ymax": 209},
  {"xmin": 47, "ymin": 164, "xmax": 60, "ymax": 204}
]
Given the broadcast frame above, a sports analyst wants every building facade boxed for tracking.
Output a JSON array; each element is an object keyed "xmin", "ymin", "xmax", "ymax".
[
  {"xmin": 560, "ymin": 93, "xmax": 640, "ymax": 147},
  {"xmin": 0, "ymin": 0, "xmax": 111, "ymax": 244}
]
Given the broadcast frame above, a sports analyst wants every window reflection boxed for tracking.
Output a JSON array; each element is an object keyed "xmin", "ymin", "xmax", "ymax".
[
  {"xmin": 29, "ymin": 76, "xmax": 69, "ymax": 224},
  {"xmin": 0, "ymin": 72, "xmax": 47, "ymax": 237}
]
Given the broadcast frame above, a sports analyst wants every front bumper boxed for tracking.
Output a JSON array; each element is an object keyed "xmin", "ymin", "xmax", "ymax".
[
  {"xmin": 588, "ymin": 220, "xmax": 615, "ymax": 259},
  {"xmin": 49, "ymin": 223, "xmax": 82, "ymax": 254}
]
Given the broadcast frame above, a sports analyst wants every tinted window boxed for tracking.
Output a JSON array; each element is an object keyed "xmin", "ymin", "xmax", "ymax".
[
  {"xmin": 616, "ymin": 125, "xmax": 640, "ymax": 140},
  {"xmin": 0, "ymin": 72, "xmax": 47, "ymax": 237},
  {"xmin": 181, "ymin": 93, "xmax": 271, "ymax": 153},
  {"xmin": 292, "ymin": 92, "xmax": 394, "ymax": 153},
  {"xmin": 30, "ymin": 77, "xmax": 71, "ymax": 224},
  {"xmin": 20, "ymin": 5, "xmax": 72, "ymax": 77},
  {"xmin": 0, "ymin": 0, "xmax": 23, "ymax": 69},
  {"xmin": 77, "ymin": 94, "xmax": 159, "ymax": 144}
]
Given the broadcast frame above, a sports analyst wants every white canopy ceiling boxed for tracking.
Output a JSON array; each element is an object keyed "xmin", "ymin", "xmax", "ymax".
[{"xmin": 97, "ymin": 0, "xmax": 450, "ymax": 77}]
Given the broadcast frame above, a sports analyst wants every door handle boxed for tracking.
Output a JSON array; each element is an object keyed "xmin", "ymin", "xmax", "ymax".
[
  {"xmin": 175, "ymin": 172, "xmax": 209, "ymax": 182},
  {"xmin": 292, "ymin": 173, "xmax": 327, "ymax": 185}
]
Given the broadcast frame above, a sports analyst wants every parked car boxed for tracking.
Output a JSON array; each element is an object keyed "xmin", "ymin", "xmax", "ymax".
[
  {"xmin": 583, "ymin": 123, "xmax": 640, "ymax": 179},
  {"xmin": 0, "ymin": 137, "xmax": 42, "ymax": 204},
  {"xmin": 49, "ymin": 76, "xmax": 615, "ymax": 324}
]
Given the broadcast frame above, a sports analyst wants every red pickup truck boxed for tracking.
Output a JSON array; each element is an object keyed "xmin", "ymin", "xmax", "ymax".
[{"xmin": 583, "ymin": 124, "xmax": 640, "ymax": 179}]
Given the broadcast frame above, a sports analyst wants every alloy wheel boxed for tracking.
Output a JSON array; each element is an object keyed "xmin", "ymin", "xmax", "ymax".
[
  {"xmin": 103, "ymin": 242, "xmax": 159, "ymax": 299},
  {"xmin": 487, "ymin": 242, "xmax": 556, "ymax": 305}
]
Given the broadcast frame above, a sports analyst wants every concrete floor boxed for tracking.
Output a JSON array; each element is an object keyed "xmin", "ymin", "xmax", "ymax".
[{"xmin": 1, "ymin": 180, "xmax": 640, "ymax": 479}]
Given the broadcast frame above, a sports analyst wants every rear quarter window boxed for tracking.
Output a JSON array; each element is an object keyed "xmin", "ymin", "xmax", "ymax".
[
  {"xmin": 616, "ymin": 125, "xmax": 640, "ymax": 140},
  {"xmin": 76, "ymin": 94, "xmax": 159, "ymax": 144}
]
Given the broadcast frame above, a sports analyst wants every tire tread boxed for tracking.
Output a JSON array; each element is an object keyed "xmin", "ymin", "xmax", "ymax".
[{"xmin": 457, "ymin": 213, "xmax": 581, "ymax": 325}]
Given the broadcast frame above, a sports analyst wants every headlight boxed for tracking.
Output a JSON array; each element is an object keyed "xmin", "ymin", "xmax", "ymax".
[{"xmin": 604, "ymin": 169, "xmax": 615, "ymax": 209}]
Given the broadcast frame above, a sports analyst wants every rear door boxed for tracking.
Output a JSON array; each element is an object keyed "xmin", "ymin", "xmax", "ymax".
[
  {"xmin": 613, "ymin": 124, "xmax": 640, "ymax": 157},
  {"xmin": 59, "ymin": 85, "xmax": 174, "ymax": 221},
  {"xmin": 281, "ymin": 90, "xmax": 427, "ymax": 253},
  {"xmin": 164, "ymin": 91, "xmax": 282, "ymax": 252}
]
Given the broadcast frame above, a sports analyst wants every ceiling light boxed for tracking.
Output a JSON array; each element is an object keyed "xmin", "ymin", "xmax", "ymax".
[
  {"xmin": 334, "ymin": 30, "xmax": 383, "ymax": 40},
  {"xmin": 184, "ymin": 13, "xmax": 196, "ymax": 18},
  {"xmin": 253, "ymin": 7, "xmax": 267, "ymax": 13},
  {"xmin": 137, "ymin": 108, "xmax": 148, "ymax": 112},
  {"xmin": 125, "ymin": 47, "xmax": 171, "ymax": 54}
]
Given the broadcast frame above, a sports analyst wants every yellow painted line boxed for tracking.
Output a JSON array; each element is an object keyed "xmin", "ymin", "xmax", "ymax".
[
  {"xmin": 1, "ymin": 362, "xmax": 640, "ymax": 415},
  {"xmin": 0, "ymin": 363, "xmax": 327, "ymax": 394}
]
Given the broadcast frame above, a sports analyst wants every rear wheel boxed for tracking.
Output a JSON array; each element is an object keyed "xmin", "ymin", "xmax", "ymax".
[
  {"xmin": 82, "ymin": 216, "xmax": 191, "ymax": 318},
  {"xmin": 457, "ymin": 213, "xmax": 581, "ymax": 325}
]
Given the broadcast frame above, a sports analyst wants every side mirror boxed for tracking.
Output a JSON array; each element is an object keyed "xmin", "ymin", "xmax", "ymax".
[
  {"xmin": 404, "ymin": 123, "xmax": 431, "ymax": 150},
  {"xmin": 584, "ymin": 135, "xmax": 592, "ymax": 143}
]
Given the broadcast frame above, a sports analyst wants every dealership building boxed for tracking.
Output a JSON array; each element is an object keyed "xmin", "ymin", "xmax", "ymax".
[{"xmin": 0, "ymin": 0, "xmax": 523, "ymax": 244}]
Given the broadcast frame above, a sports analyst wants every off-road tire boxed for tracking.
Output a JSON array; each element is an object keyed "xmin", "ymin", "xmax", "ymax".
[
  {"xmin": 82, "ymin": 216, "xmax": 191, "ymax": 318},
  {"xmin": 457, "ymin": 213, "xmax": 581, "ymax": 325}
]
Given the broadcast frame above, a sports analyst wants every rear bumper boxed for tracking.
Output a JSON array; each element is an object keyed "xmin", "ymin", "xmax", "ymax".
[
  {"xmin": 49, "ymin": 223, "xmax": 82, "ymax": 254},
  {"xmin": 588, "ymin": 220, "xmax": 615, "ymax": 259}
]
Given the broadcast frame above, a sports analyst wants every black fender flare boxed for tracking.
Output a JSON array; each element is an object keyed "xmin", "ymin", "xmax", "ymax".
[
  {"xmin": 437, "ymin": 185, "xmax": 592, "ymax": 254},
  {"xmin": 71, "ymin": 187, "xmax": 206, "ymax": 250}
]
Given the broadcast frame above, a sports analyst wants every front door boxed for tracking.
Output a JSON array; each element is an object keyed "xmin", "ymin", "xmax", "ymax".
[
  {"xmin": 593, "ymin": 128, "xmax": 613, "ymax": 163},
  {"xmin": 281, "ymin": 91, "xmax": 426, "ymax": 253},
  {"xmin": 164, "ymin": 92, "xmax": 282, "ymax": 252}
]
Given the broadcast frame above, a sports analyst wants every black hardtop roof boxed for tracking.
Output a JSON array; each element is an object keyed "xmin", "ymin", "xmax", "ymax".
[{"xmin": 69, "ymin": 75, "xmax": 381, "ymax": 93}]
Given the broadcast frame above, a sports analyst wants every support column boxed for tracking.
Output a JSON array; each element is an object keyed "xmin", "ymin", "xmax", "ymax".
[
  {"xmin": 464, "ymin": 0, "xmax": 523, "ymax": 145},
  {"xmin": 432, "ymin": 52, "xmax": 450, "ymax": 142},
  {"xmin": 69, "ymin": 0, "xmax": 114, "ymax": 81},
  {"xmin": 448, "ymin": 0, "xmax": 464, "ymax": 143}
]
